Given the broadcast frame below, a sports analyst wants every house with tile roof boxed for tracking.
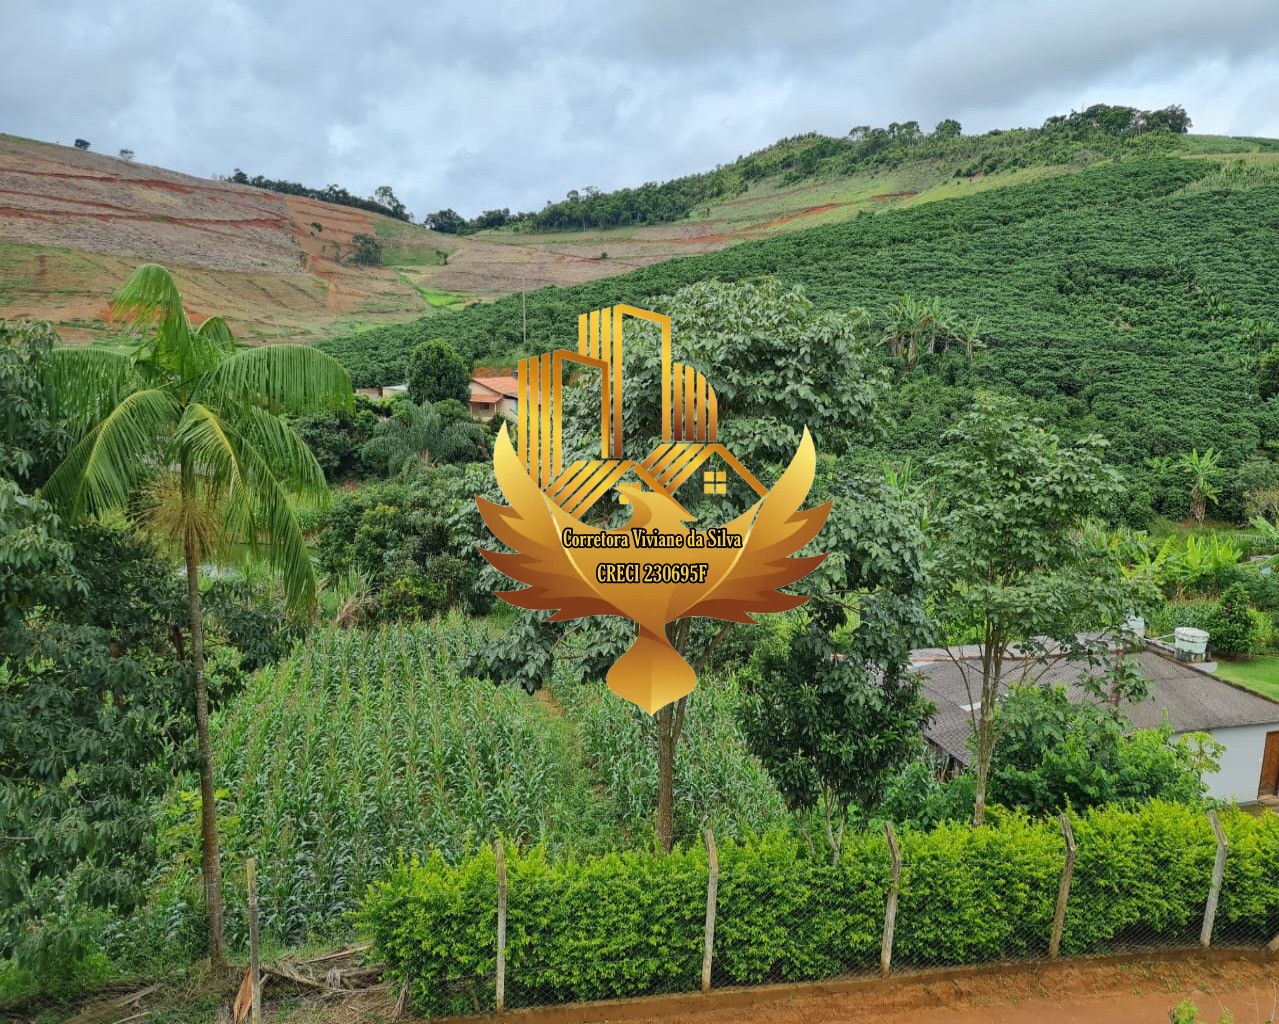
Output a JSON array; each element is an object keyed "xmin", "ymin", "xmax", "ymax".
[{"xmin": 469, "ymin": 375, "xmax": 520, "ymax": 421}]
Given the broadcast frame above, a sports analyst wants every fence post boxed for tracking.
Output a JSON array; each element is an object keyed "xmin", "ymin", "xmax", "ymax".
[
  {"xmin": 495, "ymin": 839, "xmax": 507, "ymax": 1012},
  {"xmin": 881, "ymin": 822, "xmax": 901, "ymax": 979},
  {"xmin": 1201, "ymin": 810, "xmax": 1228, "ymax": 948},
  {"xmin": 702, "ymin": 828, "xmax": 719, "ymax": 993},
  {"xmin": 1049, "ymin": 814, "xmax": 1076, "ymax": 959},
  {"xmin": 247, "ymin": 857, "xmax": 261, "ymax": 1024}
]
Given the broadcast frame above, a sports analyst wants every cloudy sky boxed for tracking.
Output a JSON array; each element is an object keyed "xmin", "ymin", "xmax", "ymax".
[{"xmin": 4, "ymin": 0, "xmax": 1278, "ymax": 218}]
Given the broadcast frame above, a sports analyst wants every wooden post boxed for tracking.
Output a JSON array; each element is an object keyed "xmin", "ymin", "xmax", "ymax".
[
  {"xmin": 1049, "ymin": 814, "xmax": 1076, "ymax": 959},
  {"xmin": 881, "ymin": 822, "xmax": 901, "ymax": 979},
  {"xmin": 247, "ymin": 857, "xmax": 261, "ymax": 1024},
  {"xmin": 495, "ymin": 839, "xmax": 508, "ymax": 1013},
  {"xmin": 1201, "ymin": 810, "xmax": 1228, "ymax": 948},
  {"xmin": 702, "ymin": 828, "xmax": 719, "ymax": 993}
]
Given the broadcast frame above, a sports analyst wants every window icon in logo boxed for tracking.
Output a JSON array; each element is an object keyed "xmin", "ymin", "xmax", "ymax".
[{"xmin": 704, "ymin": 470, "xmax": 727, "ymax": 496}]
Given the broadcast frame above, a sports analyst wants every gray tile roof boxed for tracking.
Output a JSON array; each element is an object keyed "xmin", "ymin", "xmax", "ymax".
[{"xmin": 910, "ymin": 647, "xmax": 1279, "ymax": 766}]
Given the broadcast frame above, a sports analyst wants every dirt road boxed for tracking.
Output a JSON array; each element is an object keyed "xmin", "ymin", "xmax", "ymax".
[{"xmin": 478, "ymin": 952, "xmax": 1279, "ymax": 1024}]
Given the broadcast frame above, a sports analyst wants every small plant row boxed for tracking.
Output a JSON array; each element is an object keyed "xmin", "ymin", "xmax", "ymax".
[{"xmin": 359, "ymin": 801, "xmax": 1279, "ymax": 1017}]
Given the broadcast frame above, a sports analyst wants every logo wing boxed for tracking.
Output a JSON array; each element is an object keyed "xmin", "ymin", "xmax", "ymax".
[
  {"xmin": 687, "ymin": 428, "xmax": 831, "ymax": 623},
  {"xmin": 477, "ymin": 425, "xmax": 614, "ymax": 622}
]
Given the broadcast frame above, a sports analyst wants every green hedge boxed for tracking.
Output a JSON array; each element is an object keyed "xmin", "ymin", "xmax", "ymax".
[{"xmin": 358, "ymin": 802, "xmax": 1279, "ymax": 1016}]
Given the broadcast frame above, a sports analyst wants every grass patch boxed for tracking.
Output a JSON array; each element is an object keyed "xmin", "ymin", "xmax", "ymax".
[
  {"xmin": 374, "ymin": 218, "xmax": 450, "ymax": 266},
  {"xmin": 1210, "ymin": 657, "xmax": 1279, "ymax": 702}
]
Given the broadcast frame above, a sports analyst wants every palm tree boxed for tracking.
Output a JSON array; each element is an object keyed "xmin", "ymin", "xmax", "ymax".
[
  {"xmin": 361, "ymin": 398, "xmax": 444, "ymax": 478},
  {"xmin": 42, "ymin": 264, "xmax": 352, "ymax": 966},
  {"xmin": 1177, "ymin": 447, "xmax": 1223, "ymax": 525}
]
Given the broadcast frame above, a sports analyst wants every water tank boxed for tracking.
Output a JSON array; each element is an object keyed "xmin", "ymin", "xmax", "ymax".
[
  {"xmin": 1125, "ymin": 614, "xmax": 1146, "ymax": 638},
  {"xmin": 1174, "ymin": 627, "xmax": 1209, "ymax": 659}
]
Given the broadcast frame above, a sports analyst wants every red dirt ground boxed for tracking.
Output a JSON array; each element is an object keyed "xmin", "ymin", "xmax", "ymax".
[
  {"xmin": 760, "ymin": 202, "xmax": 840, "ymax": 229},
  {"xmin": 871, "ymin": 191, "xmax": 918, "ymax": 201},
  {"xmin": 449, "ymin": 952, "xmax": 1279, "ymax": 1024}
]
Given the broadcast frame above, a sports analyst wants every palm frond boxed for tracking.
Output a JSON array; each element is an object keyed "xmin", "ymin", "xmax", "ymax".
[
  {"xmin": 41, "ymin": 387, "xmax": 179, "ymax": 515},
  {"xmin": 193, "ymin": 345, "xmax": 353, "ymax": 416},
  {"xmin": 45, "ymin": 348, "xmax": 137, "ymax": 434},
  {"xmin": 173, "ymin": 403, "xmax": 317, "ymax": 614},
  {"xmin": 235, "ymin": 402, "xmax": 330, "ymax": 497},
  {"xmin": 193, "ymin": 315, "xmax": 238, "ymax": 361}
]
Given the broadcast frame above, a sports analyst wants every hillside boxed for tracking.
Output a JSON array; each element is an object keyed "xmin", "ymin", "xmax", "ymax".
[
  {"xmin": 319, "ymin": 153, "xmax": 1279, "ymax": 524},
  {"xmin": 0, "ymin": 134, "xmax": 709, "ymax": 344},
  {"xmin": 8, "ymin": 115, "xmax": 1274, "ymax": 347}
]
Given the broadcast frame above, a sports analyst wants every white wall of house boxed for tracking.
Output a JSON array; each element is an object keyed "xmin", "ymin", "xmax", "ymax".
[{"xmin": 1189, "ymin": 722, "xmax": 1279, "ymax": 803}]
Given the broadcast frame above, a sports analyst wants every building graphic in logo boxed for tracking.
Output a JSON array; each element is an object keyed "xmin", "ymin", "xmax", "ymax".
[{"xmin": 479, "ymin": 304, "xmax": 831, "ymax": 714}]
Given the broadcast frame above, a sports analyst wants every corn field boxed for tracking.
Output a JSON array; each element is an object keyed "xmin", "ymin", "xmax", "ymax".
[{"xmin": 212, "ymin": 615, "xmax": 786, "ymax": 947}]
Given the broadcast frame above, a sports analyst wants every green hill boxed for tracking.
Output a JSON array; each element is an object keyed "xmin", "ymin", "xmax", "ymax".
[{"xmin": 318, "ymin": 152, "xmax": 1279, "ymax": 524}]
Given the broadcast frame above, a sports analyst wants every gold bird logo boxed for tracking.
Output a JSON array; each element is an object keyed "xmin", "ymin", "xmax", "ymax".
[{"xmin": 475, "ymin": 304, "xmax": 831, "ymax": 714}]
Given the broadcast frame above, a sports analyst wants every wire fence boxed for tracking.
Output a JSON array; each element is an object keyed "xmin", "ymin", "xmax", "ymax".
[{"xmin": 341, "ymin": 804, "xmax": 1279, "ymax": 1018}]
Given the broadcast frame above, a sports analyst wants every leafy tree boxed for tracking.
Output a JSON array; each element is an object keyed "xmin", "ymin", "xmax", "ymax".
[
  {"xmin": 362, "ymin": 399, "xmax": 446, "ymax": 477},
  {"xmin": 350, "ymin": 232, "xmax": 383, "ymax": 266},
  {"xmin": 290, "ymin": 394, "xmax": 380, "ymax": 481},
  {"xmin": 73, "ymin": 139, "xmax": 90, "ymax": 151},
  {"xmin": 927, "ymin": 394, "xmax": 1142, "ymax": 826},
  {"xmin": 0, "ymin": 320, "xmax": 65, "ymax": 484},
  {"xmin": 1206, "ymin": 583, "xmax": 1257, "ymax": 654},
  {"xmin": 934, "ymin": 119, "xmax": 962, "ymax": 139},
  {"xmin": 0, "ymin": 525, "xmax": 194, "ymax": 976},
  {"xmin": 739, "ymin": 467, "xmax": 932, "ymax": 862},
  {"xmin": 1143, "ymin": 104, "xmax": 1192, "ymax": 134},
  {"xmin": 118, "ymin": 148, "xmax": 135, "ymax": 162},
  {"xmin": 41, "ymin": 264, "xmax": 351, "ymax": 965},
  {"xmin": 407, "ymin": 339, "xmax": 469, "ymax": 406},
  {"xmin": 423, "ymin": 209, "xmax": 466, "ymax": 234},
  {"xmin": 373, "ymin": 185, "xmax": 406, "ymax": 219},
  {"xmin": 988, "ymin": 684, "xmax": 1217, "ymax": 815},
  {"xmin": 1178, "ymin": 447, "xmax": 1223, "ymax": 524}
]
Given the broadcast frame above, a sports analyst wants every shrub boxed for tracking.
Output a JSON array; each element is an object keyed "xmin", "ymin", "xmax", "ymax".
[
  {"xmin": 1207, "ymin": 584, "xmax": 1258, "ymax": 654},
  {"xmin": 359, "ymin": 802, "xmax": 1279, "ymax": 1015}
]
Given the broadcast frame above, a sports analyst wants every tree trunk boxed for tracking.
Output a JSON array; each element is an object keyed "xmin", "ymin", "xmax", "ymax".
[
  {"xmin": 655, "ymin": 694, "xmax": 689, "ymax": 854},
  {"xmin": 185, "ymin": 533, "xmax": 225, "ymax": 968},
  {"xmin": 971, "ymin": 633, "xmax": 1001, "ymax": 828},
  {"xmin": 656, "ymin": 704, "xmax": 675, "ymax": 854},
  {"xmin": 972, "ymin": 732, "xmax": 990, "ymax": 827}
]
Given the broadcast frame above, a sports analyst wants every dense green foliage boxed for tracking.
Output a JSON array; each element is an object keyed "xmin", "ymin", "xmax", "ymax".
[
  {"xmin": 360, "ymin": 801, "xmax": 1279, "ymax": 1016},
  {"xmin": 314, "ymin": 462, "xmax": 495, "ymax": 621},
  {"xmin": 985, "ymin": 685, "xmax": 1216, "ymax": 815},
  {"xmin": 361, "ymin": 397, "xmax": 491, "ymax": 480},
  {"xmin": 738, "ymin": 454, "xmax": 933, "ymax": 855},
  {"xmin": 319, "ymin": 156, "xmax": 1279, "ymax": 527},
  {"xmin": 289, "ymin": 394, "xmax": 382, "ymax": 482},
  {"xmin": 407, "ymin": 339, "xmax": 469, "ymax": 407},
  {"xmin": 0, "ymin": 321, "xmax": 299, "ymax": 984}
]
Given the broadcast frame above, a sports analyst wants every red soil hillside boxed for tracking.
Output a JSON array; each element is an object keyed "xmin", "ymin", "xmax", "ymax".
[{"xmin": 0, "ymin": 135, "xmax": 684, "ymax": 345}]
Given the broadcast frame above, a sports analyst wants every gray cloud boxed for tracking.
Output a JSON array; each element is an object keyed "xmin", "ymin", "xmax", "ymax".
[{"xmin": 2, "ymin": 0, "xmax": 1276, "ymax": 218}]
